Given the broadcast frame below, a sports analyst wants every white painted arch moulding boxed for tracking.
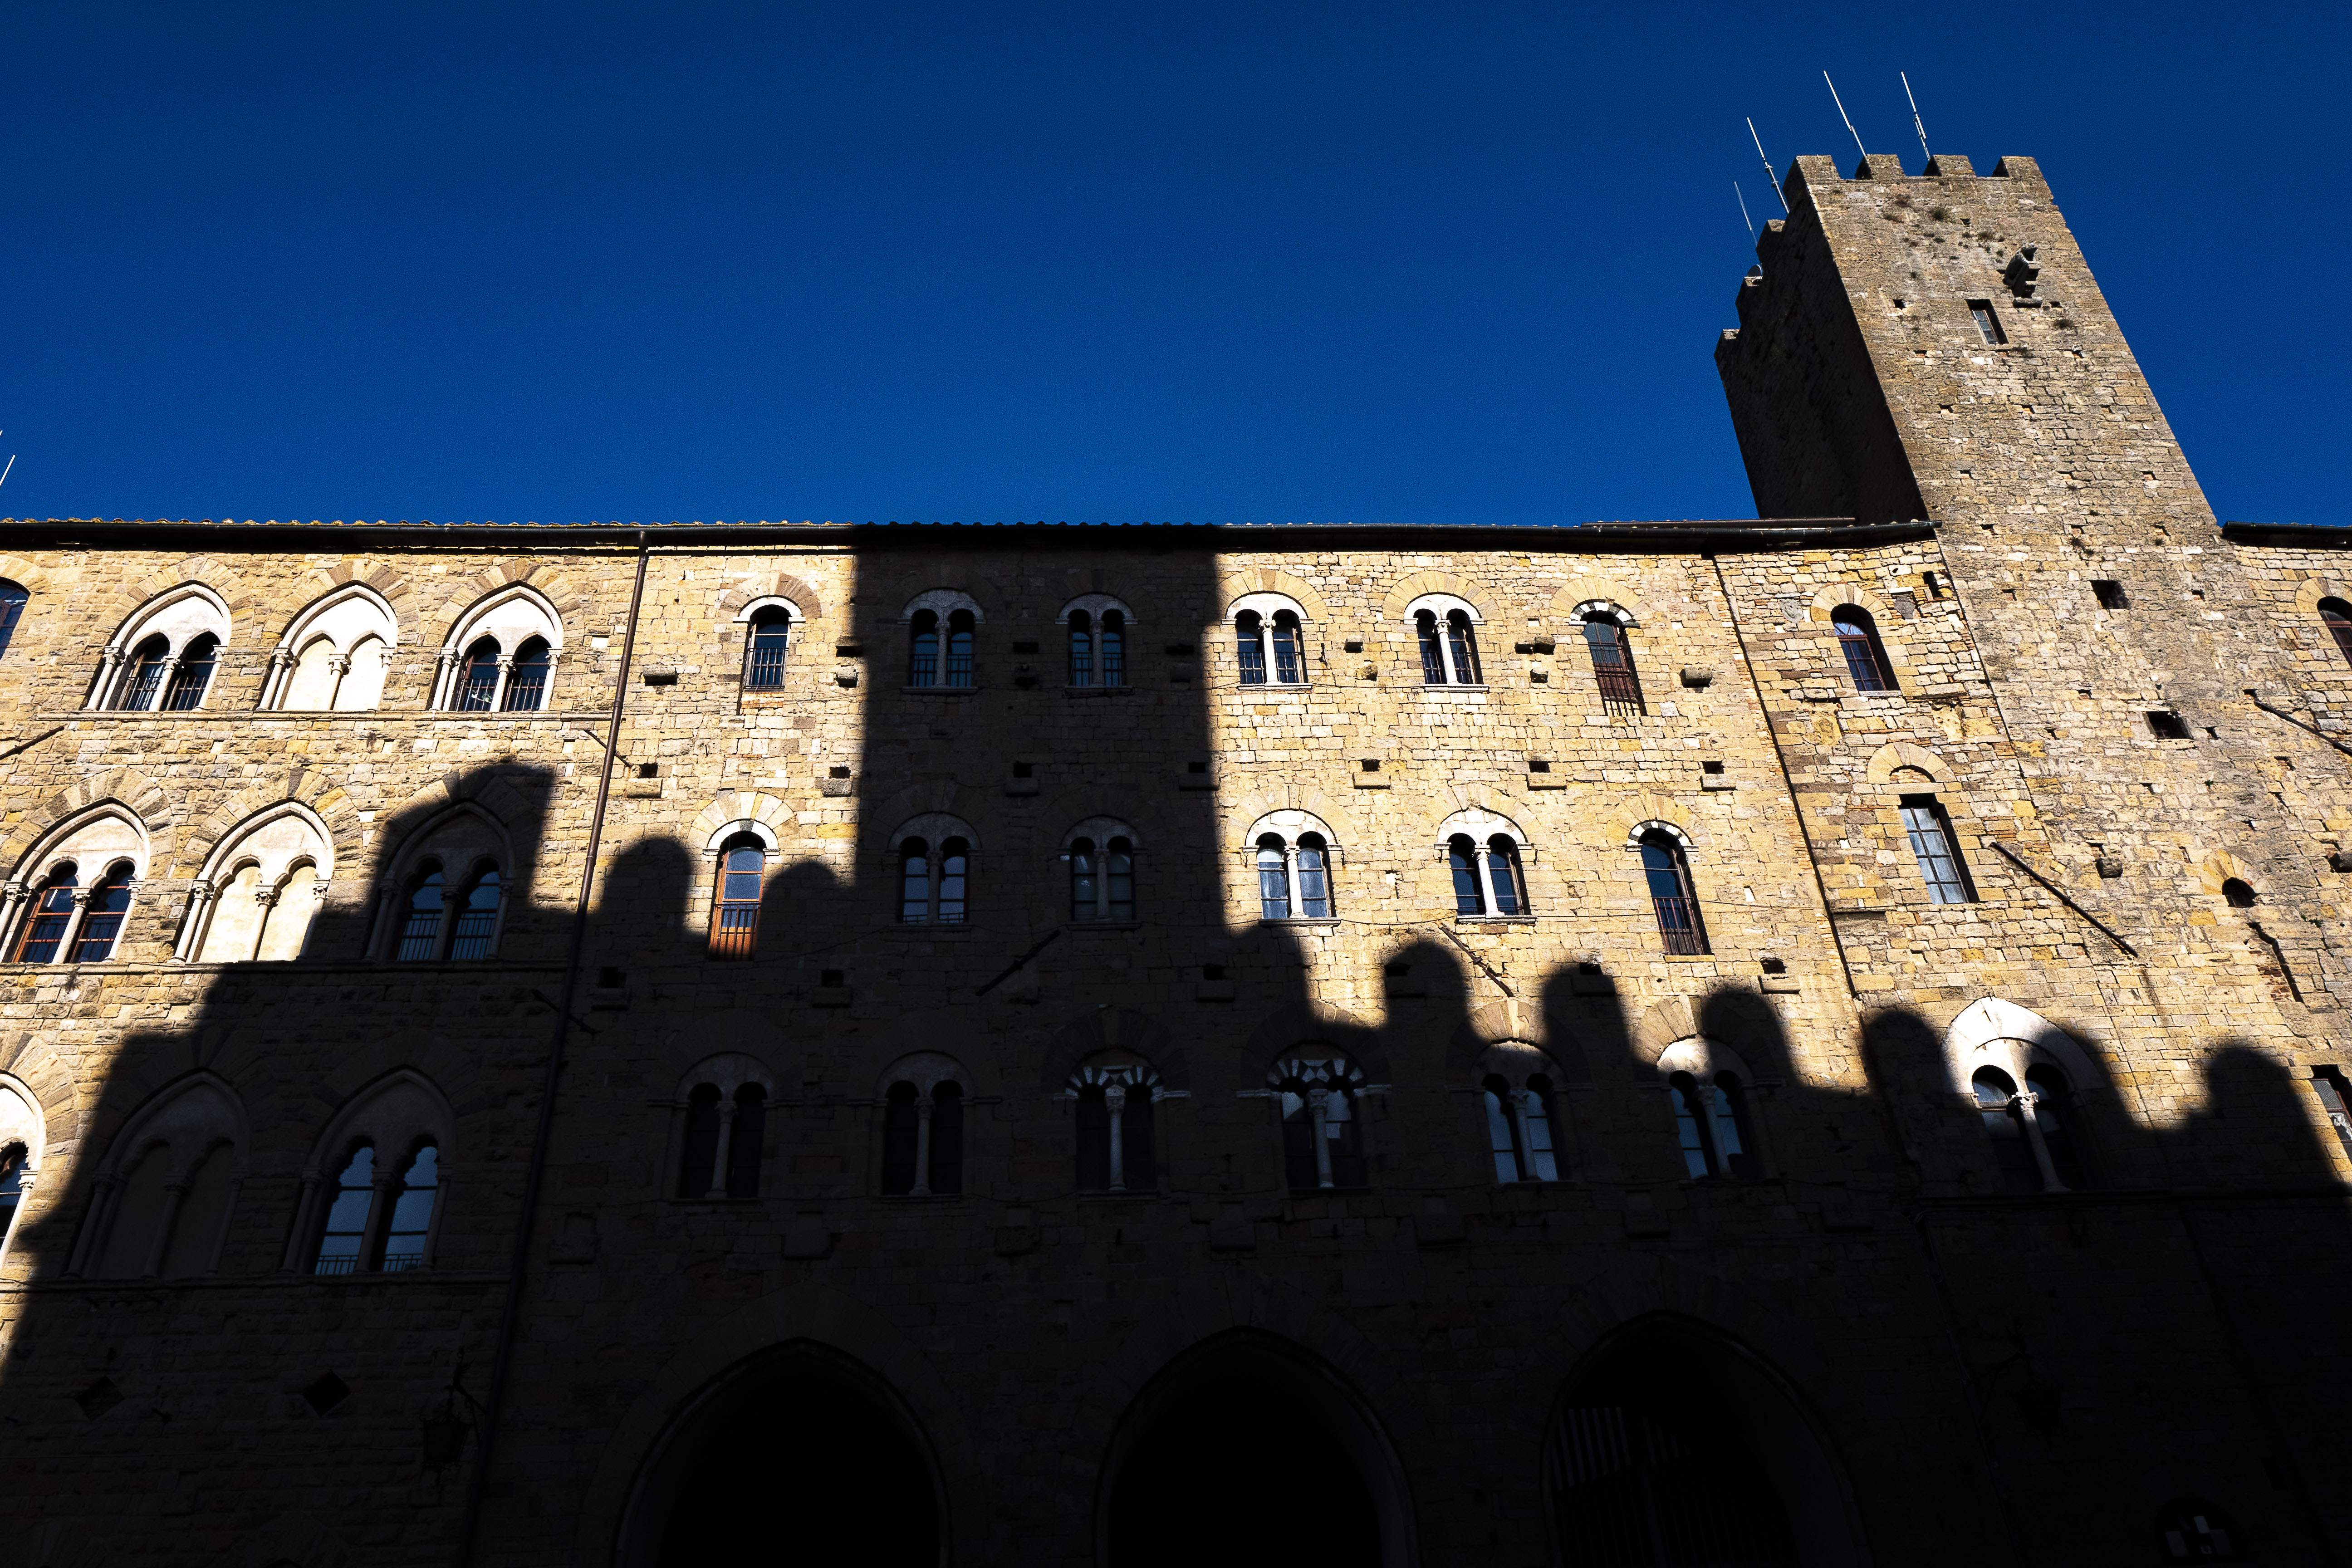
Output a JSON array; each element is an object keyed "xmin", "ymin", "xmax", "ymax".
[{"xmin": 1941, "ymin": 996, "xmax": 2103, "ymax": 1094}]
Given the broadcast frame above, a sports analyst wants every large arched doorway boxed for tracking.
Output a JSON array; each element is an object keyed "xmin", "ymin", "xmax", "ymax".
[
  {"xmin": 1545, "ymin": 1316, "xmax": 1864, "ymax": 1568},
  {"xmin": 1101, "ymin": 1330, "xmax": 1414, "ymax": 1568},
  {"xmin": 621, "ymin": 1342, "xmax": 944, "ymax": 1567}
]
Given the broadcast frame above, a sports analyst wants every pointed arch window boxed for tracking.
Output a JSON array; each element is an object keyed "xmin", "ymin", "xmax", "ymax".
[
  {"xmin": 744, "ymin": 607, "xmax": 792, "ymax": 689},
  {"xmin": 313, "ymin": 1145, "xmax": 377, "ymax": 1275},
  {"xmin": 13, "ymin": 865, "xmax": 78, "ymax": 963},
  {"xmin": 1667, "ymin": 1071, "xmax": 1755, "ymax": 1178},
  {"xmin": 454, "ymin": 639, "xmax": 501, "ymax": 711},
  {"xmin": 0, "ymin": 580, "xmax": 26, "ymax": 661},
  {"xmin": 880, "ymin": 1078, "xmax": 965, "ymax": 1196},
  {"xmin": 500, "ymin": 637, "xmax": 551, "ymax": 711},
  {"xmin": 710, "ymin": 835, "xmax": 765, "ymax": 958},
  {"xmin": 1639, "ymin": 832, "xmax": 1707, "ymax": 954},
  {"xmin": 395, "ymin": 864, "xmax": 447, "ymax": 960},
  {"xmin": 160, "ymin": 634, "xmax": 218, "ymax": 710},
  {"xmin": 2321, "ymin": 598, "xmax": 2352, "ymax": 666},
  {"xmin": 378, "ymin": 1146, "xmax": 440, "ymax": 1272},
  {"xmin": 1582, "ymin": 613, "xmax": 1646, "ymax": 715},
  {"xmin": 1484, "ymin": 1073, "xmax": 1560, "ymax": 1183},
  {"xmin": 1974, "ymin": 1060, "xmax": 2093, "ymax": 1193},
  {"xmin": 1069, "ymin": 837, "xmax": 1134, "ymax": 923},
  {"xmin": 1833, "ymin": 606, "xmax": 1896, "ymax": 692},
  {"xmin": 69, "ymin": 862, "xmax": 134, "ymax": 962},
  {"xmin": 120, "ymin": 635, "xmax": 172, "ymax": 711}
]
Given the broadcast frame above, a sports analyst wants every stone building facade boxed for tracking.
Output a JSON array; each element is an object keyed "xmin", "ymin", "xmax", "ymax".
[{"xmin": 0, "ymin": 149, "xmax": 2347, "ymax": 1568}]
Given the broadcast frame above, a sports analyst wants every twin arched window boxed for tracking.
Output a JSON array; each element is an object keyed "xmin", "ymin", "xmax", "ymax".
[
  {"xmin": 1416, "ymin": 608, "xmax": 1483, "ymax": 685},
  {"xmin": 267, "ymin": 587, "xmax": 397, "ymax": 711},
  {"xmin": 1070, "ymin": 836, "xmax": 1135, "ymax": 922},
  {"xmin": 393, "ymin": 860, "xmax": 503, "ymax": 960},
  {"xmin": 1973, "ymin": 1060, "xmax": 2092, "ymax": 1193},
  {"xmin": 1448, "ymin": 834, "xmax": 1526, "ymax": 916},
  {"xmin": 1072, "ymin": 1063, "xmax": 1159, "ymax": 1192},
  {"xmin": 909, "ymin": 608, "xmax": 975, "ymax": 688},
  {"xmin": 710, "ymin": 835, "xmax": 767, "ymax": 957},
  {"xmin": 1582, "ymin": 613, "xmax": 1645, "ymax": 715},
  {"xmin": 1481, "ymin": 1047, "xmax": 1562, "ymax": 1183},
  {"xmin": 1638, "ymin": 832, "xmax": 1707, "ymax": 954},
  {"xmin": 1273, "ymin": 1056, "xmax": 1368, "ymax": 1190},
  {"xmin": 901, "ymin": 836, "xmax": 970, "ymax": 924},
  {"xmin": 66, "ymin": 1078, "xmax": 246, "ymax": 1280},
  {"xmin": 11, "ymin": 860, "xmax": 134, "ymax": 963},
  {"xmin": 1833, "ymin": 606, "xmax": 1896, "ymax": 691},
  {"xmin": 679, "ymin": 1082, "xmax": 768, "ymax": 1199},
  {"xmin": 1235, "ymin": 608, "xmax": 1304, "ymax": 685},
  {"xmin": 314, "ymin": 1142, "xmax": 441, "ymax": 1274},
  {"xmin": 119, "ymin": 632, "xmax": 219, "ymax": 711},
  {"xmin": 1669, "ymin": 1071, "xmax": 1755, "ymax": 1178},
  {"xmin": 1068, "ymin": 608, "xmax": 1127, "ymax": 687},
  {"xmin": 451, "ymin": 636, "xmax": 552, "ymax": 712},
  {"xmin": 882, "ymin": 1078, "xmax": 965, "ymax": 1196},
  {"xmin": 1255, "ymin": 833, "xmax": 1331, "ymax": 920}
]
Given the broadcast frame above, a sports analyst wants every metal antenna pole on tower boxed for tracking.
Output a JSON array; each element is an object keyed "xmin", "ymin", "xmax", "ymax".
[
  {"xmin": 1747, "ymin": 119, "xmax": 1790, "ymax": 214},
  {"xmin": 1902, "ymin": 71, "xmax": 1933, "ymax": 165},
  {"xmin": 1823, "ymin": 71, "xmax": 1868, "ymax": 165}
]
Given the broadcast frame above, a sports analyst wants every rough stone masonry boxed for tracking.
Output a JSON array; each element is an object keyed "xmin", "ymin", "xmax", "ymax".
[{"xmin": 0, "ymin": 147, "xmax": 2346, "ymax": 1568}]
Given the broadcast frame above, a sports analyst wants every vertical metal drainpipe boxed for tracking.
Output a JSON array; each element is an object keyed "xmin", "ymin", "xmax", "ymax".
[{"xmin": 456, "ymin": 529, "xmax": 651, "ymax": 1567}]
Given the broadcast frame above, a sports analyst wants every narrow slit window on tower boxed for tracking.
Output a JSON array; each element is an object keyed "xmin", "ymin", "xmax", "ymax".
[
  {"xmin": 1967, "ymin": 299, "xmax": 2006, "ymax": 344},
  {"xmin": 1832, "ymin": 607, "xmax": 1896, "ymax": 692},
  {"xmin": 1639, "ymin": 832, "xmax": 1708, "ymax": 954},
  {"xmin": 1898, "ymin": 794, "xmax": 1977, "ymax": 904}
]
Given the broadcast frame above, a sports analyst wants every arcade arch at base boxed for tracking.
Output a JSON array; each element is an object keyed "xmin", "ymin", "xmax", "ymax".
[
  {"xmin": 1098, "ymin": 1329, "xmax": 1416, "ymax": 1568},
  {"xmin": 1544, "ymin": 1314, "xmax": 1867, "ymax": 1568},
  {"xmin": 619, "ymin": 1341, "xmax": 946, "ymax": 1568}
]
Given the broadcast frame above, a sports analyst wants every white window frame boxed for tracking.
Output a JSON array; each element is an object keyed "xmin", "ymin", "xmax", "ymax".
[
  {"xmin": 1405, "ymin": 592, "xmax": 1486, "ymax": 687},
  {"xmin": 88, "ymin": 585, "xmax": 233, "ymax": 711},
  {"xmin": 1228, "ymin": 592, "xmax": 1312, "ymax": 687}
]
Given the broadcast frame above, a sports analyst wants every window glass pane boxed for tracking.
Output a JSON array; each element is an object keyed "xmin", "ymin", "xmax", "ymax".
[
  {"xmin": 1669, "ymin": 1081, "xmax": 1710, "ymax": 1178},
  {"xmin": 721, "ymin": 846, "xmax": 764, "ymax": 902},
  {"xmin": 15, "ymin": 871, "xmax": 76, "ymax": 963},
  {"xmin": 1417, "ymin": 612, "xmax": 1445, "ymax": 685},
  {"xmin": 1901, "ymin": 803, "xmax": 1971, "ymax": 903},
  {"xmin": 908, "ymin": 620, "xmax": 938, "ymax": 687},
  {"xmin": 314, "ymin": 1147, "xmax": 375, "ymax": 1274},
  {"xmin": 1974, "ymin": 1070, "xmax": 2041, "ymax": 1193},
  {"xmin": 1104, "ymin": 840, "xmax": 1133, "ymax": 921},
  {"xmin": 1101, "ymin": 614, "xmax": 1125, "ymax": 686},
  {"xmin": 396, "ymin": 868, "xmax": 445, "ymax": 961},
  {"xmin": 447, "ymin": 871, "xmax": 500, "ymax": 960},
  {"xmin": 121, "ymin": 637, "xmax": 170, "ymax": 711},
  {"xmin": 456, "ymin": 640, "xmax": 500, "ymax": 711},
  {"xmin": 678, "ymin": 1085, "xmax": 721, "ymax": 1196},
  {"xmin": 1485, "ymin": 1086, "xmax": 1521, "ymax": 1183},
  {"xmin": 746, "ymin": 615, "xmax": 790, "ymax": 688},
  {"xmin": 1235, "ymin": 614, "xmax": 1265, "ymax": 684},
  {"xmin": 1710, "ymin": 1076, "xmax": 1749, "ymax": 1178},
  {"xmin": 1076, "ymin": 1085, "xmax": 1111, "ymax": 1192},
  {"xmin": 1447, "ymin": 613, "xmax": 1481, "ymax": 684},
  {"xmin": 0, "ymin": 581, "xmax": 26, "ymax": 660},
  {"xmin": 162, "ymin": 635, "xmax": 217, "ymax": 710},
  {"xmin": 1295, "ymin": 842, "xmax": 1329, "ymax": 918},
  {"xmin": 1586, "ymin": 617, "xmax": 1645, "ymax": 710},
  {"xmin": 1270, "ymin": 615, "xmax": 1301, "ymax": 683},
  {"xmin": 1068, "ymin": 612, "xmax": 1093, "ymax": 686},
  {"xmin": 945, "ymin": 614, "xmax": 974, "ymax": 687},
  {"xmin": 1257, "ymin": 841, "xmax": 1290, "ymax": 920},
  {"xmin": 1835, "ymin": 615, "xmax": 1891, "ymax": 691},
  {"xmin": 500, "ymin": 639, "xmax": 549, "ymax": 711},
  {"xmin": 1449, "ymin": 838, "xmax": 1484, "ymax": 915},
  {"xmin": 1070, "ymin": 840, "xmax": 1098, "ymax": 921},
  {"xmin": 69, "ymin": 867, "xmax": 133, "ymax": 962},
  {"xmin": 380, "ymin": 1146, "xmax": 438, "ymax": 1271},
  {"xmin": 1487, "ymin": 839, "xmax": 1521, "ymax": 915},
  {"xmin": 1524, "ymin": 1084, "xmax": 1560, "ymax": 1181},
  {"xmin": 900, "ymin": 841, "xmax": 931, "ymax": 924},
  {"xmin": 938, "ymin": 840, "xmax": 968, "ymax": 924}
]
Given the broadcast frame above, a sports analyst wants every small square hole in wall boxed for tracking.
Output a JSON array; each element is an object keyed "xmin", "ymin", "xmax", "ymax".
[
  {"xmin": 1359, "ymin": 759, "xmax": 1381, "ymax": 773},
  {"xmin": 1201, "ymin": 964, "xmax": 1225, "ymax": 981},
  {"xmin": 1343, "ymin": 639, "xmax": 1364, "ymax": 653},
  {"xmin": 2092, "ymin": 580, "xmax": 2129, "ymax": 610},
  {"xmin": 1759, "ymin": 956, "xmax": 1787, "ymax": 975},
  {"xmin": 1013, "ymin": 761, "xmax": 1034, "ymax": 778},
  {"xmin": 1010, "ymin": 640, "xmax": 1039, "ymax": 655},
  {"xmin": 1382, "ymin": 962, "xmax": 1410, "ymax": 979},
  {"xmin": 2145, "ymin": 711, "xmax": 2190, "ymax": 740},
  {"xmin": 635, "ymin": 762, "xmax": 659, "ymax": 779},
  {"xmin": 819, "ymin": 969, "xmax": 845, "ymax": 987},
  {"xmin": 1528, "ymin": 759, "xmax": 1551, "ymax": 774},
  {"xmin": 833, "ymin": 643, "xmax": 863, "ymax": 657},
  {"xmin": 1923, "ymin": 571, "xmax": 1946, "ymax": 599},
  {"xmin": 597, "ymin": 967, "xmax": 626, "ymax": 989},
  {"xmin": 1186, "ymin": 760, "xmax": 1207, "ymax": 774},
  {"xmin": 642, "ymin": 670, "xmax": 678, "ymax": 686},
  {"xmin": 2190, "ymin": 589, "xmax": 2205, "ymax": 602},
  {"xmin": 1164, "ymin": 642, "xmax": 1196, "ymax": 656},
  {"xmin": 2205, "ymin": 727, "xmax": 2220, "ymax": 740},
  {"xmin": 828, "ymin": 765, "xmax": 852, "ymax": 779},
  {"xmin": 1703, "ymin": 760, "xmax": 1725, "ymax": 775}
]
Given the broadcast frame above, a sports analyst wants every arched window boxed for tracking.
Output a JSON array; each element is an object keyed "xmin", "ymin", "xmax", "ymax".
[
  {"xmin": 898, "ymin": 834, "xmax": 971, "ymax": 925},
  {"xmin": 290, "ymin": 1072, "xmax": 453, "ymax": 1275},
  {"xmin": 676, "ymin": 1077, "xmax": 768, "ymax": 1200},
  {"xmin": 945, "ymin": 610, "xmax": 975, "ymax": 687},
  {"xmin": 1099, "ymin": 610, "xmax": 1125, "ymax": 687},
  {"xmin": 1667, "ymin": 1071, "xmax": 1755, "ymax": 1179},
  {"xmin": 0, "ymin": 580, "xmax": 27, "ymax": 661},
  {"xmin": 1272, "ymin": 1056, "xmax": 1368, "ymax": 1190},
  {"xmin": 12, "ymin": 865, "xmax": 78, "ymax": 963},
  {"xmin": 378, "ymin": 1146, "xmax": 440, "ymax": 1272},
  {"xmin": 161, "ymin": 634, "xmax": 218, "ymax": 710},
  {"xmin": 313, "ymin": 1144, "xmax": 377, "ymax": 1274},
  {"xmin": 70, "ymin": 862, "xmax": 134, "ymax": 962},
  {"xmin": 446, "ymin": 868, "xmax": 502, "ymax": 959},
  {"xmin": 1899, "ymin": 794, "xmax": 1975, "ymax": 903},
  {"xmin": 1065, "ymin": 606, "xmax": 1131, "ymax": 688},
  {"xmin": 65, "ymin": 1077, "xmax": 246, "ymax": 1281},
  {"xmin": 1447, "ymin": 836, "xmax": 1482, "ymax": 915},
  {"xmin": 395, "ymin": 863, "xmax": 447, "ymax": 960},
  {"xmin": 1416, "ymin": 611, "xmax": 1446, "ymax": 684},
  {"xmin": 2025, "ymin": 1063, "xmax": 2092, "ymax": 1190},
  {"xmin": 182, "ymin": 805, "xmax": 333, "ymax": 964},
  {"xmin": 454, "ymin": 638, "xmax": 501, "ymax": 712},
  {"xmin": 0, "ymin": 1142, "xmax": 26, "ymax": 1256},
  {"xmin": 265, "ymin": 585, "xmax": 398, "ymax": 711},
  {"xmin": 1482, "ymin": 1073, "xmax": 1560, "ymax": 1183},
  {"xmin": 879, "ymin": 1069, "xmax": 966, "ymax": 1197},
  {"xmin": 1233, "ymin": 601, "xmax": 1307, "ymax": 686},
  {"xmin": 709, "ymin": 835, "xmax": 765, "ymax": 958},
  {"xmin": 1071, "ymin": 1061, "xmax": 1161, "ymax": 1194},
  {"xmin": 1069, "ymin": 837, "xmax": 1135, "ymax": 922},
  {"xmin": 120, "ymin": 634, "xmax": 172, "ymax": 711},
  {"xmin": 1972, "ymin": 1068, "xmax": 2042, "ymax": 1193},
  {"xmin": 1833, "ymin": 606, "xmax": 1895, "ymax": 692},
  {"xmin": 1447, "ymin": 833, "xmax": 1529, "ymax": 916},
  {"xmin": 1254, "ymin": 833, "xmax": 1331, "ymax": 920},
  {"xmin": 2321, "ymin": 598, "xmax": 2352, "ymax": 666},
  {"xmin": 501, "ymin": 637, "xmax": 551, "ymax": 712},
  {"xmin": 1582, "ymin": 613, "xmax": 1645, "ymax": 715},
  {"xmin": 1974, "ymin": 1058, "xmax": 2092, "ymax": 1194},
  {"xmin": 908, "ymin": 610, "xmax": 940, "ymax": 686},
  {"xmin": 744, "ymin": 606, "xmax": 792, "ymax": 689},
  {"xmin": 1413, "ymin": 609, "xmax": 1484, "ymax": 685},
  {"xmin": 1639, "ymin": 832, "xmax": 1706, "ymax": 954},
  {"xmin": 2222, "ymin": 877, "xmax": 2256, "ymax": 909},
  {"xmin": 1069, "ymin": 609, "xmax": 1093, "ymax": 686}
]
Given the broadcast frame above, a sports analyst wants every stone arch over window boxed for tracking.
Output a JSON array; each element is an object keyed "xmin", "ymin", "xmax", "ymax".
[
  {"xmin": 673, "ymin": 1054, "xmax": 774, "ymax": 1201},
  {"xmin": 1477, "ymin": 1041, "xmax": 1566, "ymax": 1183},
  {"xmin": 1064, "ymin": 816, "xmax": 1139, "ymax": 924},
  {"xmin": 263, "ymin": 583, "xmax": 399, "ymax": 711},
  {"xmin": 1656, "ymin": 1038, "xmax": 1763, "ymax": 1180},
  {"xmin": 1227, "ymin": 590, "xmax": 1311, "ymax": 686},
  {"xmin": 0, "ymin": 1074, "xmax": 47, "ymax": 1267},
  {"xmin": 179, "ymin": 802, "xmax": 333, "ymax": 963},
  {"xmin": 287, "ymin": 1069, "xmax": 456, "ymax": 1274},
  {"xmin": 876, "ymin": 1052, "xmax": 972, "ymax": 1198},
  {"xmin": 431, "ymin": 584, "xmax": 565, "ymax": 711},
  {"xmin": 370, "ymin": 804, "xmax": 514, "ymax": 960},
  {"xmin": 1059, "ymin": 593, "xmax": 1137, "ymax": 688},
  {"xmin": 1862, "ymin": 741, "xmax": 1948, "ymax": 784},
  {"xmin": 66, "ymin": 1073, "xmax": 250, "ymax": 1280},
  {"xmin": 1437, "ymin": 807, "xmax": 1530, "ymax": 917},
  {"xmin": 2195, "ymin": 849, "xmax": 2264, "ymax": 905},
  {"xmin": 1063, "ymin": 1050, "xmax": 1166, "ymax": 1193},
  {"xmin": 90, "ymin": 583, "xmax": 232, "ymax": 710},
  {"xmin": 1265, "ymin": 1052, "xmax": 1373, "ymax": 1190},
  {"xmin": 1942, "ymin": 998, "xmax": 2106, "ymax": 1193},
  {"xmin": 4, "ymin": 806, "xmax": 149, "ymax": 964},
  {"xmin": 893, "ymin": 812, "xmax": 979, "ymax": 926},
  {"xmin": 1546, "ymin": 577, "xmax": 1658, "ymax": 637},
  {"xmin": 1243, "ymin": 808, "xmax": 1337, "ymax": 921}
]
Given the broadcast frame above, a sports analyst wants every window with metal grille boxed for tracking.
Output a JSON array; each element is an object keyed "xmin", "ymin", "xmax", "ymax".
[
  {"xmin": 709, "ymin": 836, "xmax": 764, "ymax": 958},
  {"xmin": 1235, "ymin": 610, "xmax": 1267, "ymax": 684},
  {"xmin": 1967, "ymin": 298, "xmax": 2006, "ymax": 344},
  {"xmin": 1448, "ymin": 835, "xmax": 1484, "ymax": 914},
  {"xmin": 1068, "ymin": 610, "xmax": 1094, "ymax": 686},
  {"xmin": 12, "ymin": 866, "xmax": 77, "ymax": 963},
  {"xmin": 68, "ymin": 862, "xmax": 134, "ymax": 962},
  {"xmin": 1832, "ymin": 607, "xmax": 1895, "ymax": 691},
  {"xmin": 161, "ymin": 634, "xmax": 218, "ymax": 710},
  {"xmin": 1414, "ymin": 608, "xmax": 1483, "ymax": 684},
  {"xmin": 743, "ymin": 607, "xmax": 791, "ymax": 688},
  {"xmin": 500, "ymin": 637, "xmax": 550, "ymax": 711},
  {"xmin": 1417, "ymin": 611, "xmax": 1446, "ymax": 683},
  {"xmin": 1257, "ymin": 834, "xmax": 1292, "ymax": 918},
  {"xmin": 2322, "ymin": 599, "xmax": 2352, "ymax": 667},
  {"xmin": 118, "ymin": 635, "xmax": 171, "ymax": 711},
  {"xmin": 899, "ymin": 837, "xmax": 970, "ymax": 925},
  {"xmin": 1066, "ymin": 609, "xmax": 1129, "ymax": 687},
  {"xmin": 0, "ymin": 580, "xmax": 26, "ymax": 661},
  {"xmin": 454, "ymin": 638, "xmax": 501, "ymax": 711},
  {"xmin": 1268, "ymin": 610, "xmax": 1301, "ymax": 683},
  {"xmin": 395, "ymin": 863, "xmax": 446, "ymax": 960},
  {"xmin": 1898, "ymin": 794, "xmax": 1975, "ymax": 903},
  {"xmin": 446, "ymin": 869, "xmax": 502, "ymax": 959},
  {"xmin": 312, "ymin": 1145, "xmax": 376, "ymax": 1274},
  {"xmin": 1639, "ymin": 833, "xmax": 1707, "ymax": 953},
  {"xmin": 943, "ymin": 609, "xmax": 975, "ymax": 686},
  {"xmin": 908, "ymin": 611, "xmax": 941, "ymax": 686},
  {"xmin": 377, "ymin": 1145, "xmax": 440, "ymax": 1272},
  {"xmin": 1582, "ymin": 615, "xmax": 1645, "ymax": 715}
]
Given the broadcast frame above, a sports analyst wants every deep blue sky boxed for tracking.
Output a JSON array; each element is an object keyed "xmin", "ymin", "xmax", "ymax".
[{"xmin": 1, "ymin": 1, "xmax": 2339, "ymax": 527}]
